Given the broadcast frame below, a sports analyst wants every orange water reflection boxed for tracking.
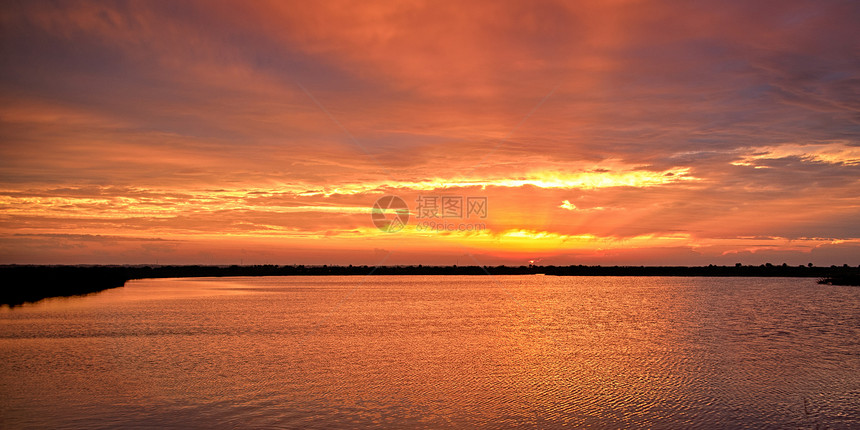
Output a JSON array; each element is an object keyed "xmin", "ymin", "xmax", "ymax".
[{"xmin": 1, "ymin": 276, "xmax": 858, "ymax": 428}]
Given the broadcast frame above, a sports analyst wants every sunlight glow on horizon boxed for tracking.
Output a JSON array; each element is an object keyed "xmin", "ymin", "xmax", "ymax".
[{"xmin": 1, "ymin": 1, "xmax": 858, "ymax": 265}]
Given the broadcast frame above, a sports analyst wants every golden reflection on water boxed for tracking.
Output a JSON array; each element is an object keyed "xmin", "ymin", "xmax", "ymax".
[{"xmin": 1, "ymin": 276, "xmax": 859, "ymax": 428}]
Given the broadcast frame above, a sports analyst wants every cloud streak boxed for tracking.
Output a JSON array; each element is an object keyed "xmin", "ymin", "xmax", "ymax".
[{"xmin": 1, "ymin": 1, "xmax": 858, "ymax": 265}]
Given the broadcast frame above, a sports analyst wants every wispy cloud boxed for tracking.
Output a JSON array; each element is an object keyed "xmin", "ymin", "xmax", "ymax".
[{"xmin": 1, "ymin": 1, "xmax": 858, "ymax": 264}]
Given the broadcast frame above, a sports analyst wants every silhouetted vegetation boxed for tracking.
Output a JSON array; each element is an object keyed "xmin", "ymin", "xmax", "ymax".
[
  {"xmin": 2, "ymin": 263, "xmax": 858, "ymax": 306},
  {"xmin": 818, "ymin": 275, "xmax": 860, "ymax": 286},
  {"xmin": 1, "ymin": 266, "xmax": 132, "ymax": 306}
]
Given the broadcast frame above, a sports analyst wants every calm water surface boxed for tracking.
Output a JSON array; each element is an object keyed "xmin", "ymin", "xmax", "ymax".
[{"xmin": 1, "ymin": 276, "xmax": 858, "ymax": 428}]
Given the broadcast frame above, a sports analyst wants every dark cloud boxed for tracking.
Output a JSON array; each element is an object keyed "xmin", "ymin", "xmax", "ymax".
[{"xmin": 1, "ymin": 1, "xmax": 858, "ymax": 263}]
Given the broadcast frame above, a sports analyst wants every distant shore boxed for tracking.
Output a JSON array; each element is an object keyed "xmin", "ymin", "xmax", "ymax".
[
  {"xmin": 818, "ymin": 275, "xmax": 860, "ymax": 287},
  {"xmin": 2, "ymin": 264, "xmax": 858, "ymax": 306}
]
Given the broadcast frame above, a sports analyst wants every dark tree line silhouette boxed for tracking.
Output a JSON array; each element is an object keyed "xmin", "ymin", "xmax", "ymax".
[{"xmin": 2, "ymin": 263, "xmax": 858, "ymax": 306}]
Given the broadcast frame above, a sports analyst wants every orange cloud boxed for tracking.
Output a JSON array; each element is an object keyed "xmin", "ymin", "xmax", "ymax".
[{"xmin": 1, "ymin": 1, "xmax": 858, "ymax": 265}]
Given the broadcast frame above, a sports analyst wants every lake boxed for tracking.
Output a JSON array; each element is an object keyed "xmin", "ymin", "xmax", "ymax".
[{"xmin": 1, "ymin": 276, "xmax": 858, "ymax": 428}]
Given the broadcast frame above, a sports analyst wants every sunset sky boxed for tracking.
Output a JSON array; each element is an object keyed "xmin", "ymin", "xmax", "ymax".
[{"xmin": 1, "ymin": 1, "xmax": 859, "ymax": 266}]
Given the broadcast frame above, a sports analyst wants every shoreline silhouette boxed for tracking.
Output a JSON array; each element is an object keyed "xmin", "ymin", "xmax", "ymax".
[{"xmin": 2, "ymin": 264, "xmax": 858, "ymax": 306}]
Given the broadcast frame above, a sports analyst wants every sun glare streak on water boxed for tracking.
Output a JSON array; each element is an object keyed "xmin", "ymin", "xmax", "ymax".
[{"xmin": 1, "ymin": 276, "xmax": 858, "ymax": 428}]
